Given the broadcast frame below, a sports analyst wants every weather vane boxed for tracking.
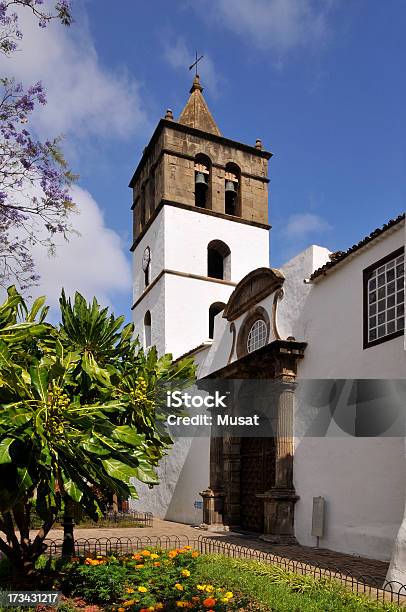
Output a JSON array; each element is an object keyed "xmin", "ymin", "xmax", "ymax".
[{"xmin": 189, "ymin": 51, "xmax": 204, "ymax": 76}]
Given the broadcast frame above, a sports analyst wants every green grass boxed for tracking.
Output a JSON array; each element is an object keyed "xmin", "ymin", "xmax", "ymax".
[{"xmin": 194, "ymin": 555, "xmax": 402, "ymax": 612}]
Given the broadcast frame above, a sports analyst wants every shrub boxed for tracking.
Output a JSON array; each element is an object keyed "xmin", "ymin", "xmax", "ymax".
[{"xmin": 61, "ymin": 561, "xmax": 129, "ymax": 604}]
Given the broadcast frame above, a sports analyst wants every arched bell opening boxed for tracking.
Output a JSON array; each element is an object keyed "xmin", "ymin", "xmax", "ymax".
[
  {"xmin": 194, "ymin": 153, "xmax": 212, "ymax": 209},
  {"xmin": 225, "ymin": 162, "xmax": 241, "ymax": 217}
]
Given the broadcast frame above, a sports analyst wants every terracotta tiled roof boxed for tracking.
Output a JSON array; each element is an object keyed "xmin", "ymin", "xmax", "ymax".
[{"xmin": 309, "ymin": 213, "xmax": 405, "ymax": 281}]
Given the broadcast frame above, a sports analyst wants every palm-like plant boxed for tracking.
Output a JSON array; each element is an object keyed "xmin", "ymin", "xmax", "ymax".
[{"xmin": 0, "ymin": 288, "xmax": 195, "ymax": 576}]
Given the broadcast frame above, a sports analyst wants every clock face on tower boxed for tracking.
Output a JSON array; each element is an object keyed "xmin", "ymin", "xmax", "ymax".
[{"xmin": 142, "ymin": 246, "xmax": 151, "ymax": 272}]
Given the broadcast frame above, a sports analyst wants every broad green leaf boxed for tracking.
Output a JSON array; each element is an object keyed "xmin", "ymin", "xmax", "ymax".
[
  {"xmin": 29, "ymin": 366, "xmax": 48, "ymax": 402},
  {"xmin": 112, "ymin": 426, "xmax": 144, "ymax": 447},
  {"xmin": 17, "ymin": 467, "xmax": 33, "ymax": 491},
  {"xmin": 27, "ymin": 296, "xmax": 46, "ymax": 322},
  {"xmin": 101, "ymin": 458, "xmax": 135, "ymax": 482},
  {"xmin": 82, "ymin": 352, "xmax": 111, "ymax": 386},
  {"xmin": 0, "ymin": 437, "xmax": 13, "ymax": 464},
  {"xmin": 134, "ymin": 463, "xmax": 159, "ymax": 485},
  {"xmin": 81, "ymin": 440, "xmax": 110, "ymax": 456},
  {"xmin": 64, "ymin": 479, "xmax": 83, "ymax": 502}
]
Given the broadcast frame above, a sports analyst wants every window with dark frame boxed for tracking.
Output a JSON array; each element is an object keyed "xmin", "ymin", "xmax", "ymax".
[{"xmin": 364, "ymin": 248, "xmax": 404, "ymax": 348}]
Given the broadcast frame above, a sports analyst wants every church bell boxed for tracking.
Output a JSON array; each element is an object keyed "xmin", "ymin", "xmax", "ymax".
[
  {"xmin": 225, "ymin": 180, "xmax": 237, "ymax": 196},
  {"xmin": 195, "ymin": 172, "xmax": 208, "ymax": 188}
]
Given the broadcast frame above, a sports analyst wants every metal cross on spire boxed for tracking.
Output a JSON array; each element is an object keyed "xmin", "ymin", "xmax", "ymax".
[{"xmin": 189, "ymin": 51, "xmax": 204, "ymax": 76}]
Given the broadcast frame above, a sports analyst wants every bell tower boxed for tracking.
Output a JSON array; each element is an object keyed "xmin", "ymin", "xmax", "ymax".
[{"xmin": 130, "ymin": 76, "xmax": 272, "ymax": 358}]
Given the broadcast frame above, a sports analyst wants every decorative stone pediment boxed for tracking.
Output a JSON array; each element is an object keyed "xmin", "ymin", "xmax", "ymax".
[{"xmin": 223, "ymin": 267, "xmax": 285, "ymax": 322}]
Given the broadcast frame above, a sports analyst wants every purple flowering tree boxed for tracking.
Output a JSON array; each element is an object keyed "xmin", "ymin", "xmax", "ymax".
[{"xmin": 0, "ymin": 1, "xmax": 74, "ymax": 290}]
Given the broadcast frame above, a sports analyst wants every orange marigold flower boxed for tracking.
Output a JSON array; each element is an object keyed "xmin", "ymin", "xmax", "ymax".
[
  {"xmin": 136, "ymin": 564, "xmax": 145, "ymax": 569},
  {"xmin": 153, "ymin": 562, "xmax": 161, "ymax": 567},
  {"xmin": 183, "ymin": 545, "xmax": 192, "ymax": 550},
  {"xmin": 168, "ymin": 550, "xmax": 178, "ymax": 559},
  {"xmin": 132, "ymin": 554, "xmax": 143, "ymax": 561},
  {"xmin": 141, "ymin": 549, "xmax": 151, "ymax": 556},
  {"xmin": 125, "ymin": 588, "xmax": 135, "ymax": 594},
  {"xmin": 191, "ymin": 552, "xmax": 199, "ymax": 558},
  {"xmin": 202, "ymin": 598, "xmax": 216, "ymax": 608},
  {"xmin": 118, "ymin": 608, "xmax": 126, "ymax": 612}
]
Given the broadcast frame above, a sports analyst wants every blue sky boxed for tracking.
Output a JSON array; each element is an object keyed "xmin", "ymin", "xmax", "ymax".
[{"xmin": 2, "ymin": 0, "xmax": 404, "ymax": 320}]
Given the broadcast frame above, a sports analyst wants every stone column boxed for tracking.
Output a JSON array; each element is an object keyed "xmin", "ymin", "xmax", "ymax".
[
  {"xmin": 258, "ymin": 380, "xmax": 299, "ymax": 544},
  {"xmin": 200, "ymin": 434, "xmax": 228, "ymax": 531}
]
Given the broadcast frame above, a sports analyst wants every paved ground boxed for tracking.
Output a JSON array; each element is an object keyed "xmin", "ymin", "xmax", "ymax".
[{"xmin": 40, "ymin": 518, "xmax": 389, "ymax": 584}]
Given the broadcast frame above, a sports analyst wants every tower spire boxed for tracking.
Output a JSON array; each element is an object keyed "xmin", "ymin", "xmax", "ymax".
[{"xmin": 178, "ymin": 74, "xmax": 221, "ymax": 136}]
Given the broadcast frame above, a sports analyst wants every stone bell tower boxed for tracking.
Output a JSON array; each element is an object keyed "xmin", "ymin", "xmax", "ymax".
[{"xmin": 130, "ymin": 75, "xmax": 272, "ymax": 358}]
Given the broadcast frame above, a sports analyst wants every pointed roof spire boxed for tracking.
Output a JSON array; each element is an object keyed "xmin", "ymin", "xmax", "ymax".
[{"xmin": 178, "ymin": 75, "xmax": 221, "ymax": 136}]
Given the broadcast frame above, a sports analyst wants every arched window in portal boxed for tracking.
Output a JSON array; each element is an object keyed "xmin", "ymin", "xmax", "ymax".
[
  {"xmin": 207, "ymin": 240, "xmax": 231, "ymax": 280},
  {"xmin": 194, "ymin": 153, "xmax": 211, "ymax": 209},
  {"xmin": 225, "ymin": 162, "xmax": 241, "ymax": 217},
  {"xmin": 144, "ymin": 310, "xmax": 151, "ymax": 348},
  {"xmin": 209, "ymin": 302, "xmax": 226, "ymax": 339}
]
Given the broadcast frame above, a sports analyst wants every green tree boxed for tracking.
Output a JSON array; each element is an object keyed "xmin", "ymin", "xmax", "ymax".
[{"xmin": 0, "ymin": 287, "xmax": 195, "ymax": 575}]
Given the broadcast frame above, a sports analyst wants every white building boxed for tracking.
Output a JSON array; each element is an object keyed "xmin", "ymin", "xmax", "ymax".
[{"xmin": 129, "ymin": 76, "xmax": 406, "ymax": 575}]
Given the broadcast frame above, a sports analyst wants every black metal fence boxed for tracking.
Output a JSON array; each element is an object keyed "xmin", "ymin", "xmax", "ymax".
[
  {"xmin": 44, "ymin": 534, "xmax": 406, "ymax": 607},
  {"xmin": 77, "ymin": 511, "xmax": 153, "ymax": 528}
]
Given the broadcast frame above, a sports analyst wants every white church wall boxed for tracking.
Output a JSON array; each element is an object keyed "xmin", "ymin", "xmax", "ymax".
[
  {"xmin": 129, "ymin": 436, "xmax": 210, "ymax": 526},
  {"xmin": 163, "ymin": 274, "xmax": 234, "ymax": 359},
  {"xmin": 293, "ymin": 222, "xmax": 406, "ymax": 560},
  {"xmin": 195, "ymin": 311, "xmax": 232, "ymax": 377},
  {"xmin": 198, "ymin": 245, "xmax": 331, "ymax": 376},
  {"xmin": 163, "ymin": 205, "xmax": 270, "ymax": 282},
  {"xmin": 297, "ymin": 225, "xmax": 405, "ymax": 378},
  {"xmin": 294, "ymin": 436, "xmax": 405, "ymax": 560},
  {"xmin": 133, "ymin": 280, "xmax": 166, "ymax": 356},
  {"xmin": 132, "ymin": 209, "xmax": 165, "ymax": 302},
  {"xmin": 277, "ymin": 245, "xmax": 331, "ymax": 341}
]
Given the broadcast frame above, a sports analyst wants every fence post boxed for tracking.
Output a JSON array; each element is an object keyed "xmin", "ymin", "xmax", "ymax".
[{"xmin": 61, "ymin": 514, "xmax": 75, "ymax": 557}]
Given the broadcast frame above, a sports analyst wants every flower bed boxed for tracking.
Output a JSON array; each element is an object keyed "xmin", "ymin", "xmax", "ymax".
[
  {"xmin": 60, "ymin": 545, "xmax": 233, "ymax": 611},
  {"xmin": 5, "ymin": 545, "xmax": 402, "ymax": 612}
]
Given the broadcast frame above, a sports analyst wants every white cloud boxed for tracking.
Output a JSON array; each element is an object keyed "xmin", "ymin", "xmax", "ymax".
[
  {"xmin": 163, "ymin": 37, "xmax": 223, "ymax": 99},
  {"xmin": 283, "ymin": 213, "xmax": 332, "ymax": 239},
  {"xmin": 0, "ymin": 9, "xmax": 149, "ymax": 141},
  {"xmin": 31, "ymin": 185, "xmax": 131, "ymax": 314},
  {"xmin": 195, "ymin": 0, "xmax": 335, "ymax": 56}
]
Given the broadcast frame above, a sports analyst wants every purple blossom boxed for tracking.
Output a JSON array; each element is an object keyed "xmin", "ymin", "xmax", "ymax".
[
  {"xmin": 0, "ymin": 2, "xmax": 74, "ymax": 290},
  {"xmin": 0, "ymin": 77, "xmax": 75, "ymax": 290}
]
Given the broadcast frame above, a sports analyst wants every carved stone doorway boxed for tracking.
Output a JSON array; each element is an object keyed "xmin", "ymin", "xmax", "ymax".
[{"xmin": 240, "ymin": 436, "xmax": 275, "ymax": 532}]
